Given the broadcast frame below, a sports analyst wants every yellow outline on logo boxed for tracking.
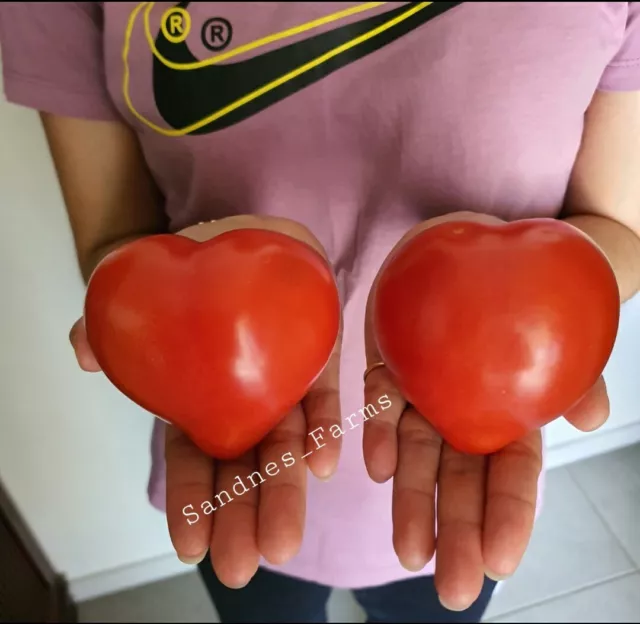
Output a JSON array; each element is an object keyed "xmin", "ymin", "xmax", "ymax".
[
  {"xmin": 122, "ymin": 1, "xmax": 433, "ymax": 137},
  {"xmin": 160, "ymin": 6, "xmax": 191, "ymax": 44},
  {"xmin": 148, "ymin": 2, "xmax": 388, "ymax": 70}
]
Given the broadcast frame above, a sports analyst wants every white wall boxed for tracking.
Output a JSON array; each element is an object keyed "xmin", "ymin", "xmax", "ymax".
[
  {"xmin": 0, "ymin": 63, "xmax": 188, "ymax": 600},
  {"xmin": 1, "ymin": 60, "xmax": 640, "ymax": 601}
]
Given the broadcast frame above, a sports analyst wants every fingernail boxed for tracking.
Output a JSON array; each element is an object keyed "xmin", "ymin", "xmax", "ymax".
[
  {"xmin": 400, "ymin": 556, "xmax": 427, "ymax": 573},
  {"xmin": 312, "ymin": 463, "xmax": 336, "ymax": 482},
  {"xmin": 226, "ymin": 578, "xmax": 250, "ymax": 590},
  {"xmin": 317, "ymin": 471, "xmax": 335, "ymax": 482},
  {"xmin": 224, "ymin": 567, "xmax": 259, "ymax": 590},
  {"xmin": 178, "ymin": 552, "xmax": 206, "ymax": 565},
  {"xmin": 438, "ymin": 595, "xmax": 467, "ymax": 612},
  {"xmin": 485, "ymin": 568, "xmax": 511, "ymax": 582}
]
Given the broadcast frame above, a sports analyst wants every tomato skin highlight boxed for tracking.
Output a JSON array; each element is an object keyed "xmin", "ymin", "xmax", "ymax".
[
  {"xmin": 84, "ymin": 228, "xmax": 341, "ymax": 460},
  {"xmin": 372, "ymin": 218, "xmax": 620, "ymax": 455}
]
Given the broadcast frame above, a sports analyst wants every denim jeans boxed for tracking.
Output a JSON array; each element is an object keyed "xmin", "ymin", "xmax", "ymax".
[{"xmin": 197, "ymin": 559, "xmax": 497, "ymax": 623}]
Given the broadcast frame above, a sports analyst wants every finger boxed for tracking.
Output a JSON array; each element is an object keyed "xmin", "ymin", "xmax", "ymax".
[
  {"xmin": 483, "ymin": 430, "xmax": 542, "ymax": 580},
  {"xmin": 392, "ymin": 408, "xmax": 442, "ymax": 571},
  {"xmin": 258, "ymin": 405, "xmax": 308, "ymax": 565},
  {"xmin": 363, "ymin": 278, "xmax": 407, "ymax": 483},
  {"xmin": 564, "ymin": 376, "xmax": 610, "ymax": 432},
  {"xmin": 435, "ymin": 445, "xmax": 487, "ymax": 612},
  {"xmin": 165, "ymin": 425, "xmax": 215, "ymax": 565},
  {"xmin": 362, "ymin": 365, "xmax": 406, "ymax": 483},
  {"xmin": 303, "ymin": 336, "xmax": 342, "ymax": 481},
  {"xmin": 209, "ymin": 448, "xmax": 261, "ymax": 589},
  {"xmin": 69, "ymin": 317, "xmax": 101, "ymax": 372}
]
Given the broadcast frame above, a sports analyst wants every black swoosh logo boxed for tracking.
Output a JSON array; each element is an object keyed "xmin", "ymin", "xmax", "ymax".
[{"xmin": 152, "ymin": 1, "xmax": 463, "ymax": 135}]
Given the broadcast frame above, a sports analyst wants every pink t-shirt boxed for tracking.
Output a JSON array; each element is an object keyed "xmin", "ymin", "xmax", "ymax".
[{"xmin": 2, "ymin": 2, "xmax": 640, "ymax": 590}]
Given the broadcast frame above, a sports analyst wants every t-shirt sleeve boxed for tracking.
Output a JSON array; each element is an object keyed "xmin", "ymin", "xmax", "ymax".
[
  {"xmin": 0, "ymin": 2, "xmax": 121, "ymax": 121},
  {"xmin": 598, "ymin": 2, "xmax": 640, "ymax": 91}
]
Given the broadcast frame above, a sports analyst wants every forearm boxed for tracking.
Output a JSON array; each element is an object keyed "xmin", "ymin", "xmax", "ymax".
[
  {"xmin": 40, "ymin": 113, "xmax": 168, "ymax": 285},
  {"xmin": 561, "ymin": 213, "xmax": 640, "ymax": 304}
]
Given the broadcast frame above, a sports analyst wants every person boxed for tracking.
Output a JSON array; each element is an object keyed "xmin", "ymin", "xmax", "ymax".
[{"xmin": 1, "ymin": 2, "xmax": 639, "ymax": 622}]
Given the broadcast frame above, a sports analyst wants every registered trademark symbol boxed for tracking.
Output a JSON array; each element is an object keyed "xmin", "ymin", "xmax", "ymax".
[
  {"xmin": 201, "ymin": 17, "xmax": 233, "ymax": 51},
  {"xmin": 160, "ymin": 7, "xmax": 191, "ymax": 44}
]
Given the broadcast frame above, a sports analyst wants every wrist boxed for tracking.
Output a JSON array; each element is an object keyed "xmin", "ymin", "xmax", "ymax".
[{"xmin": 560, "ymin": 213, "xmax": 640, "ymax": 303}]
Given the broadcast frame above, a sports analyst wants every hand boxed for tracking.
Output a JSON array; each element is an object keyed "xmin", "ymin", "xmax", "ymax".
[
  {"xmin": 362, "ymin": 212, "xmax": 610, "ymax": 611},
  {"xmin": 70, "ymin": 215, "xmax": 343, "ymax": 589}
]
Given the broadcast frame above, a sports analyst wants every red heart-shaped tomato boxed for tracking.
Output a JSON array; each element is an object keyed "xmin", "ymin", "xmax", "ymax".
[
  {"xmin": 84, "ymin": 228, "xmax": 340, "ymax": 460},
  {"xmin": 372, "ymin": 218, "xmax": 620, "ymax": 455}
]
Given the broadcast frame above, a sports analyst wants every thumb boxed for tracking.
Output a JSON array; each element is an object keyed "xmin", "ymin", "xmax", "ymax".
[
  {"xmin": 563, "ymin": 375, "xmax": 610, "ymax": 432},
  {"xmin": 69, "ymin": 317, "xmax": 102, "ymax": 372}
]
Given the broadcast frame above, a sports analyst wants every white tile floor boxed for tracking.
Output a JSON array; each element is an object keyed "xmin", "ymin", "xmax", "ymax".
[{"xmin": 78, "ymin": 444, "xmax": 640, "ymax": 623}]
